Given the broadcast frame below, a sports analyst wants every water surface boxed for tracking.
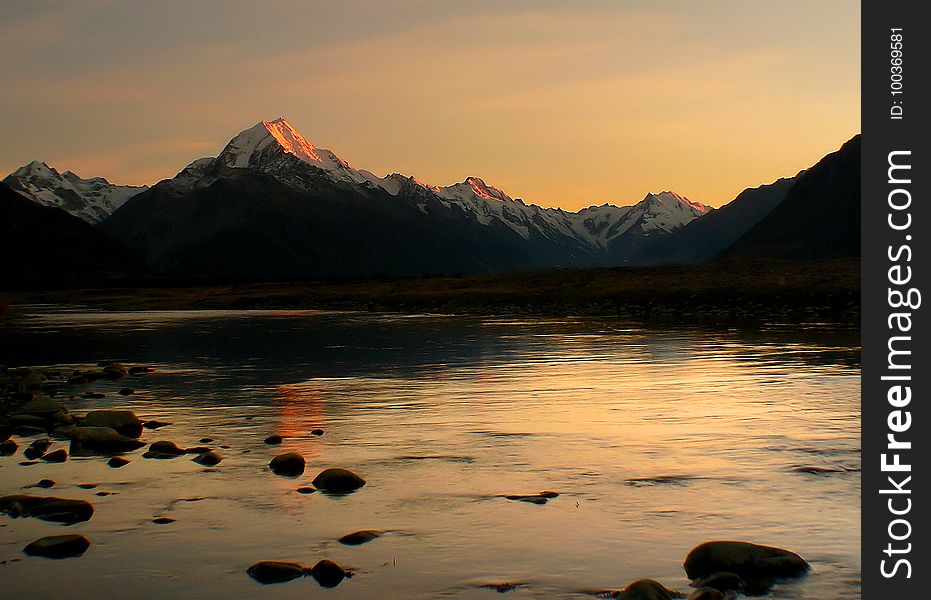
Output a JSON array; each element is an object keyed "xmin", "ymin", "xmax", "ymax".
[{"xmin": 0, "ymin": 308, "xmax": 861, "ymax": 599}]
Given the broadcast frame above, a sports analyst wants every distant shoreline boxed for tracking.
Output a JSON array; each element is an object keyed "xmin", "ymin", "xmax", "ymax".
[{"xmin": 1, "ymin": 259, "xmax": 860, "ymax": 327}]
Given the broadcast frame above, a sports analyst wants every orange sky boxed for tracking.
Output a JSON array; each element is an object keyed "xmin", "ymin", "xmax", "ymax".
[{"xmin": 0, "ymin": 1, "xmax": 859, "ymax": 209}]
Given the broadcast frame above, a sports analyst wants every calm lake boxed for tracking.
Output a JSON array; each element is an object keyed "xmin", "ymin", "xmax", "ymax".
[{"xmin": 0, "ymin": 308, "xmax": 861, "ymax": 599}]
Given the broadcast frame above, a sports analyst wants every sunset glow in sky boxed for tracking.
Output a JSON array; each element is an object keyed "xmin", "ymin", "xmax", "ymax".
[{"xmin": 1, "ymin": 0, "xmax": 860, "ymax": 209}]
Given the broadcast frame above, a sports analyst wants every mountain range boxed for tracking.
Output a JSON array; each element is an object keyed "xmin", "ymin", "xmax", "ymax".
[{"xmin": 1, "ymin": 118, "xmax": 860, "ymax": 283}]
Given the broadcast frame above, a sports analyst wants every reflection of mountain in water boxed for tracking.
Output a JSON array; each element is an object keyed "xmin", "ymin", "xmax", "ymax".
[{"xmin": 1, "ymin": 311, "xmax": 859, "ymax": 386}]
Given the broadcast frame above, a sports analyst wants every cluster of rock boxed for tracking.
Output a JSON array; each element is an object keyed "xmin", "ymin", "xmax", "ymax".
[
  {"xmin": 1, "ymin": 362, "xmax": 364, "ymax": 585},
  {"xmin": 601, "ymin": 541, "xmax": 810, "ymax": 599}
]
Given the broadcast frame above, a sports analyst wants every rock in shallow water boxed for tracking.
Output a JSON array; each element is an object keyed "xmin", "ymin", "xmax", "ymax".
[
  {"xmin": 0, "ymin": 439, "xmax": 18, "ymax": 455},
  {"xmin": 264, "ymin": 434, "xmax": 283, "ymax": 445},
  {"xmin": 247, "ymin": 561, "xmax": 306, "ymax": 584},
  {"xmin": 688, "ymin": 588, "xmax": 725, "ymax": 600},
  {"xmin": 143, "ymin": 440, "xmax": 187, "ymax": 459},
  {"xmin": 0, "ymin": 495, "xmax": 94, "ymax": 524},
  {"xmin": 82, "ymin": 410, "xmax": 143, "ymax": 437},
  {"xmin": 311, "ymin": 467, "xmax": 365, "ymax": 493},
  {"xmin": 309, "ymin": 559, "xmax": 348, "ymax": 588},
  {"xmin": 690, "ymin": 572, "xmax": 742, "ymax": 594},
  {"xmin": 24, "ymin": 534, "xmax": 90, "ymax": 559},
  {"xmin": 107, "ymin": 456, "xmax": 130, "ymax": 468},
  {"xmin": 610, "ymin": 579, "xmax": 679, "ymax": 600},
  {"xmin": 42, "ymin": 448, "xmax": 68, "ymax": 463},
  {"xmin": 338, "ymin": 530, "xmax": 382, "ymax": 545},
  {"xmin": 683, "ymin": 541, "xmax": 809, "ymax": 583},
  {"xmin": 193, "ymin": 451, "xmax": 222, "ymax": 466},
  {"xmin": 57, "ymin": 426, "xmax": 146, "ymax": 455},
  {"xmin": 269, "ymin": 453, "xmax": 305, "ymax": 477}
]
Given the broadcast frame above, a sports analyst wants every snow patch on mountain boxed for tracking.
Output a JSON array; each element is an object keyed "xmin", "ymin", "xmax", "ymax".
[{"xmin": 3, "ymin": 161, "xmax": 147, "ymax": 223}]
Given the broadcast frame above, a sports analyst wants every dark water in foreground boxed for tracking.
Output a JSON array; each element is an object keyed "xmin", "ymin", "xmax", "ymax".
[{"xmin": 0, "ymin": 308, "xmax": 860, "ymax": 599}]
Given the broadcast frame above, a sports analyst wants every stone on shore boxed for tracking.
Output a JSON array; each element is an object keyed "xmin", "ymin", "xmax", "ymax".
[
  {"xmin": 247, "ymin": 560, "xmax": 306, "ymax": 584},
  {"xmin": 81, "ymin": 410, "xmax": 143, "ymax": 437},
  {"xmin": 23, "ymin": 534, "xmax": 90, "ymax": 559},
  {"xmin": 338, "ymin": 530, "xmax": 382, "ymax": 546},
  {"xmin": 0, "ymin": 439, "xmax": 18, "ymax": 455},
  {"xmin": 311, "ymin": 467, "xmax": 365, "ymax": 493},
  {"xmin": 610, "ymin": 579, "xmax": 679, "ymax": 600},
  {"xmin": 143, "ymin": 440, "xmax": 187, "ymax": 459},
  {"xmin": 42, "ymin": 448, "xmax": 68, "ymax": 463},
  {"xmin": 0, "ymin": 495, "xmax": 94, "ymax": 524},
  {"xmin": 688, "ymin": 589, "xmax": 725, "ymax": 600},
  {"xmin": 270, "ymin": 453, "xmax": 305, "ymax": 477},
  {"xmin": 193, "ymin": 451, "xmax": 222, "ymax": 466},
  {"xmin": 57, "ymin": 426, "xmax": 146, "ymax": 455},
  {"xmin": 309, "ymin": 559, "xmax": 348, "ymax": 588},
  {"xmin": 683, "ymin": 541, "xmax": 809, "ymax": 582}
]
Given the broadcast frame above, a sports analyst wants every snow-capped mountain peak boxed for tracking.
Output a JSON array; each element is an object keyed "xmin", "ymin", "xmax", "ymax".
[
  {"xmin": 215, "ymin": 118, "xmax": 371, "ymax": 185},
  {"xmin": 3, "ymin": 161, "xmax": 147, "ymax": 224}
]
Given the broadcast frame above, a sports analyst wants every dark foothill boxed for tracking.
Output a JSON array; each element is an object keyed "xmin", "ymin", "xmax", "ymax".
[
  {"xmin": 309, "ymin": 559, "xmax": 349, "ymax": 588},
  {"xmin": 338, "ymin": 530, "xmax": 382, "ymax": 546},
  {"xmin": 0, "ymin": 495, "xmax": 94, "ymax": 524},
  {"xmin": 683, "ymin": 541, "xmax": 809, "ymax": 585},
  {"xmin": 41, "ymin": 448, "xmax": 68, "ymax": 463},
  {"xmin": 193, "ymin": 451, "xmax": 223, "ymax": 466},
  {"xmin": 23, "ymin": 534, "xmax": 90, "ymax": 559},
  {"xmin": 311, "ymin": 467, "xmax": 366, "ymax": 493},
  {"xmin": 107, "ymin": 456, "xmax": 130, "ymax": 468},
  {"xmin": 264, "ymin": 434, "xmax": 283, "ymax": 445},
  {"xmin": 152, "ymin": 517, "xmax": 175, "ymax": 524},
  {"xmin": 247, "ymin": 560, "xmax": 306, "ymax": 584},
  {"xmin": 269, "ymin": 453, "xmax": 305, "ymax": 477}
]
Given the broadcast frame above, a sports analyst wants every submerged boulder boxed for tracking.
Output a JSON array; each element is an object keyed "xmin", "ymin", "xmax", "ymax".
[
  {"xmin": 143, "ymin": 440, "xmax": 187, "ymax": 459},
  {"xmin": 269, "ymin": 453, "xmax": 305, "ymax": 477},
  {"xmin": 338, "ymin": 530, "xmax": 382, "ymax": 546},
  {"xmin": 311, "ymin": 468, "xmax": 365, "ymax": 493},
  {"xmin": 247, "ymin": 561, "xmax": 306, "ymax": 584},
  {"xmin": 309, "ymin": 559, "xmax": 348, "ymax": 588},
  {"xmin": 0, "ymin": 495, "xmax": 94, "ymax": 524},
  {"xmin": 192, "ymin": 451, "xmax": 222, "ymax": 466},
  {"xmin": 41, "ymin": 448, "xmax": 68, "ymax": 463},
  {"xmin": 81, "ymin": 410, "xmax": 143, "ymax": 437},
  {"xmin": 688, "ymin": 589, "xmax": 725, "ymax": 600},
  {"xmin": 57, "ymin": 426, "xmax": 146, "ymax": 455},
  {"xmin": 0, "ymin": 439, "xmax": 18, "ymax": 455},
  {"xmin": 611, "ymin": 579, "xmax": 679, "ymax": 600},
  {"xmin": 24, "ymin": 534, "xmax": 90, "ymax": 559},
  {"xmin": 683, "ymin": 541, "xmax": 809, "ymax": 582}
]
